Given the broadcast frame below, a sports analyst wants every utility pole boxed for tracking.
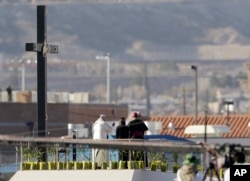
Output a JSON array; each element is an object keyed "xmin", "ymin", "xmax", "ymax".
[
  {"xmin": 191, "ymin": 65, "xmax": 198, "ymax": 124},
  {"xmin": 143, "ymin": 62, "xmax": 151, "ymax": 116},
  {"xmin": 204, "ymin": 109, "xmax": 208, "ymax": 143},
  {"xmin": 247, "ymin": 63, "xmax": 250, "ymax": 113},
  {"xmin": 223, "ymin": 100, "xmax": 234, "ymax": 125},
  {"xmin": 96, "ymin": 53, "xmax": 111, "ymax": 104},
  {"xmin": 182, "ymin": 87, "xmax": 186, "ymax": 115}
]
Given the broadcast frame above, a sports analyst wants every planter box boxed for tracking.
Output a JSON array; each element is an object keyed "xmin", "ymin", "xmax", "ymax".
[
  {"xmin": 82, "ymin": 161, "xmax": 91, "ymax": 170},
  {"xmin": 101, "ymin": 162, "xmax": 107, "ymax": 170},
  {"xmin": 138, "ymin": 161, "xmax": 144, "ymax": 169},
  {"xmin": 160, "ymin": 163, "xmax": 168, "ymax": 172},
  {"xmin": 57, "ymin": 162, "xmax": 65, "ymax": 170},
  {"xmin": 74, "ymin": 162, "xmax": 83, "ymax": 170},
  {"xmin": 150, "ymin": 162, "xmax": 157, "ymax": 171},
  {"xmin": 21, "ymin": 162, "xmax": 31, "ymax": 170},
  {"xmin": 128, "ymin": 161, "xmax": 135, "ymax": 169},
  {"xmin": 48, "ymin": 162, "xmax": 56, "ymax": 170},
  {"xmin": 172, "ymin": 163, "xmax": 180, "ymax": 173},
  {"xmin": 118, "ymin": 161, "xmax": 126, "ymax": 169},
  {"xmin": 39, "ymin": 162, "xmax": 47, "ymax": 170},
  {"xmin": 30, "ymin": 162, "xmax": 38, "ymax": 170},
  {"xmin": 66, "ymin": 162, "xmax": 74, "ymax": 170},
  {"xmin": 109, "ymin": 161, "xmax": 118, "ymax": 169}
]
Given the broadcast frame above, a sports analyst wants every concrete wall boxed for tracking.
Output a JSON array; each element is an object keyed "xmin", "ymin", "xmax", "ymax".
[{"xmin": 10, "ymin": 170, "xmax": 177, "ymax": 181}]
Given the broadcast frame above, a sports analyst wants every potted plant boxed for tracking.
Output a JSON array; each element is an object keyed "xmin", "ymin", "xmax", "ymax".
[
  {"xmin": 150, "ymin": 161, "xmax": 157, "ymax": 171},
  {"xmin": 172, "ymin": 152, "xmax": 180, "ymax": 173},
  {"xmin": 66, "ymin": 161, "xmax": 74, "ymax": 170},
  {"xmin": 160, "ymin": 152, "xmax": 168, "ymax": 172},
  {"xmin": 118, "ymin": 161, "xmax": 126, "ymax": 169},
  {"xmin": 73, "ymin": 146, "xmax": 83, "ymax": 170},
  {"xmin": 101, "ymin": 161, "xmax": 107, "ymax": 169},
  {"xmin": 73, "ymin": 161, "xmax": 82, "ymax": 170},
  {"xmin": 148, "ymin": 151, "xmax": 168, "ymax": 171},
  {"xmin": 22, "ymin": 147, "xmax": 32, "ymax": 170},
  {"xmin": 48, "ymin": 161, "xmax": 56, "ymax": 170},
  {"xmin": 137, "ymin": 160, "xmax": 144, "ymax": 169},
  {"xmin": 155, "ymin": 160, "xmax": 161, "ymax": 170},
  {"xmin": 128, "ymin": 161, "xmax": 135, "ymax": 169},
  {"xmin": 81, "ymin": 146, "xmax": 91, "ymax": 170},
  {"xmin": 109, "ymin": 161, "xmax": 118, "ymax": 169},
  {"xmin": 47, "ymin": 146, "xmax": 56, "ymax": 162},
  {"xmin": 160, "ymin": 162, "xmax": 168, "ymax": 172},
  {"xmin": 82, "ymin": 161, "xmax": 90, "ymax": 170},
  {"xmin": 57, "ymin": 162, "xmax": 64, "ymax": 170},
  {"xmin": 172, "ymin": 162, "xmax": 180, "ymax": 173},
  {"xmin": 118, "ymin": 149, "xmax": 128, "ymax": 169},
  {"xmin": 47, "ymin": 146, "xmax": 56, "ymax": 170},
  {"xmin": 130, "ymin": 150, "xmax": 145, "ymax": 169},
  {"xmin": 39, "ymin": 162, "xmax": 47, "ymax": 170},
  {"xmin": 22, "ymin": 147, "xmax": 42, "ymax": 170}
]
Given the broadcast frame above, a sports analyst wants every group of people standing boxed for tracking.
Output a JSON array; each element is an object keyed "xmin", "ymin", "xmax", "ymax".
[
  {"xmin": 92, "ymin": 111, "xmax": 148, "ymax": 168},
  {"xmin": 116, "ymin": 112, "xmax": 148, "ymax": 139},
  {"xmin": 116, "ymin": 112, "xmax": 148, "ymax": 165},
  {"xmin": 91, "ymin": 112, "xmax": 246, "ymax": 181}
]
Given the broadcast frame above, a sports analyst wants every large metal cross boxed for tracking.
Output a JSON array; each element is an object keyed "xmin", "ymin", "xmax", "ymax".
[{"xmin": 25, "ymin": 5, "xmax": 58, "ymax": 139}]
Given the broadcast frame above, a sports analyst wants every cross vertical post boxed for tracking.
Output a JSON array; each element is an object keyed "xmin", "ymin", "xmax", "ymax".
[
  {"xmin": 25, "ymin": 5, "xmax": 58, "ymax": 161},
  {"xmin": 37, "ymin": 5, "xmax": 47, "ymax": 139}
]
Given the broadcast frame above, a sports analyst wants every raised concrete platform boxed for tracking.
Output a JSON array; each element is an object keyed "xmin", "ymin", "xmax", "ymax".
[{"xmin": 10, "ymin": 170, "xmax": 177, "ymax": 181}]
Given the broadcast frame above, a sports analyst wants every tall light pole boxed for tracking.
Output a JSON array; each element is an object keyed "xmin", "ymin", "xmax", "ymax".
[
  {"xmin": 21, "ymin": 63, "xmax": 25, "ymax": 91},
  {"xmin": 19, "ymin": 59, "xmax": 36, "ymax": 91},
  {"xmin": 17, "ymin": 59, "xmax": 26, "ymax": 91},
  {"xmin": 95, "ymin": 53, "xmax": 111, "ymax": 104},
  {"xmin": 191, "ymin": 65, "xmax": 198, "ymax": 124},
  {"xmin": 204, "ymin": 109, "xmax": 208, "ymax": 143},
  {"xmin": 223, "ymin": 100, "xmax": 234, "ymax": 125}
]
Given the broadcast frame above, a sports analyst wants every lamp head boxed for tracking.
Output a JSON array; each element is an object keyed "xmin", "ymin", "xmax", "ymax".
[
  {"xmin": 223, "ymin": 101, "xmax": 234, "ymax": 105},
  {"xmin": 95, "ymin": 52, "xmax": 110, "ymax": 60},
  {"xmin": 191, "ymin": 65, "xmax": 197, "ymax": 70}
]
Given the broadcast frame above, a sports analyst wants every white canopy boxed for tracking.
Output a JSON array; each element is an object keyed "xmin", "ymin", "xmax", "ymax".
[{"xmin": 184, "ymin": 125, "xmax": 230, "ymax": 137}]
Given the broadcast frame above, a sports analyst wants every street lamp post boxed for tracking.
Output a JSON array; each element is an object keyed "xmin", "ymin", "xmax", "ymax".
[
  {"xmin": 204, "ymin": 109, "xmax": 208, "ymax": 143},
  {"xmin": 17, "ymin": 59, "xmax": 27, "ymax": 91},
  {"xmin": 203, "ymin": 108, "xmax": 209, "ymax": 170},
  {"xmin": 15, "ymin": 146, "xmax": 18, "ymax": 171},
  {"xmin": 191, "ymin": 65, "xmax": 198, "ymax": 124},
  {"xmin": 19, "ymin": 59, "xmax": 36, "ymax": 91},
  {"xmin": 21, "ymin": 64, "xmax": 25, "ymax": 91},
  {"xmin": 95, "ymin": 53, "xmax": 111, "ymax": 104},
  {"xmin": 223, "ymin": 100, "xmax": 234, "ymax": 125}
]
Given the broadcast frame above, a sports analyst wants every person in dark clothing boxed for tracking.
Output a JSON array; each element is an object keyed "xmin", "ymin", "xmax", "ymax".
[
  {"xmin": 116, "ymin": 117, "xmax": 129, "ymax": 139},
  {"xmin": 127, "ymin": 112, "xmax": 148, "ymax": 162},
  {"xmin": 6, "ymin": 85, "xmax": 12, "ymax": 102},
  {"xmin": 116, "ymin": 117, "xmax": 129, "ymax": 166},
  {"xmin": 127, "ymin": 112, "xmax": 148, "ymax": 139}
]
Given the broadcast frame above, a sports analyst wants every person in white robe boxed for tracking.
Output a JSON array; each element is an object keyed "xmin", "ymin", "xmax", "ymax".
[{"xmin": 92, "ymin": 114, "xmax": 112, "ymax": 167}]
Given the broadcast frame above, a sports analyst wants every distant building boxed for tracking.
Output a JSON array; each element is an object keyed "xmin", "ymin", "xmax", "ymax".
[{"xmin": 0, "ymin": 102, "xmax": 128, "ymax": 137}]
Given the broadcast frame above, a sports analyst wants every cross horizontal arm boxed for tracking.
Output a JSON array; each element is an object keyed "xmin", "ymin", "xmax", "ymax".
[{"xmin": 25, "ymin": 43, "xmax": 58, "ymax": 54}]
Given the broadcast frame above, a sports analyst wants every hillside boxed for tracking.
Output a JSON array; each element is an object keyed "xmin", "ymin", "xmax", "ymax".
[{"xmin": 1, "ymin": 1, "xmax": 250, "ymax": 61}]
